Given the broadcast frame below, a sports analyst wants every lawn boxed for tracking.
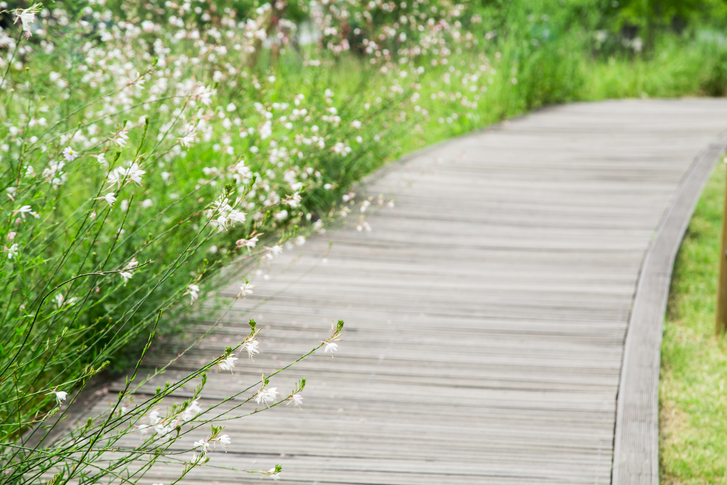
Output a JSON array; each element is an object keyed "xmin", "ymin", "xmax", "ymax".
[{"xmin": 661, "ymin": 163, "xmax": 727, "ymax": 484}]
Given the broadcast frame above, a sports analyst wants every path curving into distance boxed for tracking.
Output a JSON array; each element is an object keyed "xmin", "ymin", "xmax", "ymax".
[{"xmin": 74, "ymin": 99, "xmax": 727, "ymax": 484}]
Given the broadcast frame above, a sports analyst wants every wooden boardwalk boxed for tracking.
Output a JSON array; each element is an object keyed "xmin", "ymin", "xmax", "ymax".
[{"xmin": 79, "ymin": 99, "xmax": 727, "ymax": 484}]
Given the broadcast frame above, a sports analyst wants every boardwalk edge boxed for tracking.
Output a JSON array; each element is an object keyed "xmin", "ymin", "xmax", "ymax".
[{"xmin": 612, "ymin": 132, "xmax": 727, "ymax": 485}]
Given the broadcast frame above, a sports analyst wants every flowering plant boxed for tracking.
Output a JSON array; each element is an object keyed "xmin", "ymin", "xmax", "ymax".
[{"xmin": 0, "ymin": 0, "xmax": 496, "ymax": 481}]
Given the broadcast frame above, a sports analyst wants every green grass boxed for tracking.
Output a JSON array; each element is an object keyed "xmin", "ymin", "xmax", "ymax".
[{"xmin": 661, "ymin": 165, "xmax": 727, "ymax": 484}]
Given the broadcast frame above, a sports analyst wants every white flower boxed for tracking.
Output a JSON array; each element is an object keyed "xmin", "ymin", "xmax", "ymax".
[
  {"xmin": 240, "ymin": 282, "xmax": 255, "ymax": 296},
  {"xmin": 63, "ymin": 147, "xmax": 78, "ymax": 161},
  {"xmin": 14, "ymin": 6, "xmax": 38, "ymax": 38},
  {"xmin": 42, "ymin": 161, "xmax": 67, "ymax": 187},
  {"xmin": 186, "ymin": 284, "xmax": 200, "ymax": 302},
  {"xmin": 141, "ymin": 199, "xmax": 153, "ymax": 209},
  {"xmin": 324, "ymin": 342, "xmax": 338, "ymax": 356},
  {"xmin": 266, "ymin": 468, "xmax": 281, "ymax": 481},
  {"xmin": 107, "ymin": 163, "xmax": 146, "ymax": 189},
  {"xmin": 288, "ymin": 394, "xmax": 303, "ymax": 408},
  {"xmin": 155, "ymin": 424, "xmax": 172, "ymax": 437},
  {"xmin": 50, "ymin": 390, "xmax": 67, "ymax": 404},
  {"xmin": 218, "ymin": 434, "xmax": 231, "ymax": 449},
  {"xmin": 243, "ymin": 339, "xmax": 259, "ymax": 360},
  {"xmin": 13, "ymin": 205, "xmax": 39, "ymax": 219},
  {"xmin": 236, "ymin": 236, "xmax": 258, "ymax": 251},
  {"xmin": 92, "ymin": 153, "xmax": 107, "ymax": 165},
  {"xmin": 218, "ymin": 355, "xmax": 238, "ymax": 372},
  {"xmin": 255, "ymin": 387, "xmax": 278, "ymax": 406},
  {"xmin": 138, "ymin": 424, "xmax": 150, "ymax": 436},
  {"xmin": 286, "ymin": 192, "xmax": 302, "ymax": 208},
  {"xmin": 124, "ymin": 163, "xmax": 146, "ymax": 185},
  {"xmin": 149, "ymin": 410, "xmax": 162, "ymax": 425},
  {"xmin": 194, "ymin": 439, "xmax": 210, "ymax": 454},
  {"xmin": 178, "ymin": 132, "xmax": 196, "ymax": 147},
  {"xmin": 96, "ymin": 192, "xmax": 116, "ymax": 207},
  {"xmin": 6, "ymin": 244, "xmax": 19, "ymax": 260},
  {"xmin": 120, "ymin": 271, "xmax": 133, "ymax": 284},
  {"xmin": 181, "ymin": 400, "xmax": 202, "ymax": 421},
  {"xmin": 54, "ymin": 294, "xmax": 64, "ymax": 308},
  {"xmin": 260, "ymin": 120, "xmax": 272, "ymax": 140},
  {"xmin": 113, "ymin": 128, "xmax": 129, "ymax": 147},
  {"xmin": 228, "ymin": 210, "xmax": 246, "ymax": 224},
  {"xmin": 193, "ymin": 85, "xmax": 214, "ymax": 106}
]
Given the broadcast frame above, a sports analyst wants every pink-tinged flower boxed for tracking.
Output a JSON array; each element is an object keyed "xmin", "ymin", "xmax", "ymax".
[
  {"xmin": 14, "ymin": 5, "xmax": 38, "ymax": 38},
  {"xmin": 124, "ymin": 163, "xmax": 145, "ymax": 185},
  {"xmin": 185, "ymin": 284, "xmax": 200, "ymax": 302},
  {"xmin": 178, "ymin": 133, "xmax": 196, "ymax": 147},
  {"xmin": 112, "ymin": 128, "xmax": 129, "ymax": 147},
  {"xmin": 236, "ymin": 236, "xmax": 258, "ymax": 251},
  {"xmin": 286, "ymin": 192, "xmax": 302, "ymax": 208},
  {"xmin": 13, "ymin": 205, "xmax": 39, "ymax": 219},
  {"xmin": 95, "ymin": 192, "xmax": 116, "ymax": 207},
  {"xmin": 288, "ymin": 394, "xmax": 303, "ymax": 408}
]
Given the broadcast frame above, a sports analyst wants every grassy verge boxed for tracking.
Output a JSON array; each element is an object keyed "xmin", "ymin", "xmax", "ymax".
[{"xmin": 661, "ymin": 164, "xmax": 727, "ymax": 484}]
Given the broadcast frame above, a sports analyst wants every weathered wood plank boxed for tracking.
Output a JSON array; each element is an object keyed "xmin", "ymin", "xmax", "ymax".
[
  {"xmin": 59, "ymin": 99, "xmax": 727, "ymax": 484},
  {"xmin": 612, "ymin": 131, "xmax": 727, "ymax": 484}
]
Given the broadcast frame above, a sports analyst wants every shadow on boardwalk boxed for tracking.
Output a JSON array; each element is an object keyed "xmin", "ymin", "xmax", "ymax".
[{"xmin": 72, "ymin": 99, "xmax": 727, "ymax": 484}]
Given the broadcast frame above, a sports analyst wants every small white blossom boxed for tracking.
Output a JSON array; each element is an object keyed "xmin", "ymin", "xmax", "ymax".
[
  {"xmin": 240, "ymin": 282, "xmax": 255, "ymax": 296},
  {"xmin": 113, "ymin": 128, "xmax": 129, "ymax": 147},
  {"xmin": 96, "ymin": 192, "xmax": 116, "ymax": 207},
  {"xmin": 194, "ymin": 439, "xmax": 210, "ymax": 454},
  {"xmin": 149, "ymin": 411, "xmax": 162, "ymax": 425},
  {"xmin": 324, "ymin": 342, "xmax": 338, "ymax": 356},
  {"xmin": 14, "ymin": 5, "xmax": 39, "ymax": 38},
  {"xmin": 236, "ymin": 236, "xmax": 258, "ymax": 251},
  {"xmin": 243, "ymin": 339, "xmax": 259, "ymax": 360},
  {"xmin": 50, "ymin": 390, "xmax": 67, "ymax": 404},
  {"xmin": 181, "ymin": 400, "xmax": 202, "ymax": 422},
  {"xmin": 6, "ymin": 244, "xmax": 19, "ymax": 260},
  {"xmin": 266, "ymin": 468, "xmax": 281, "ymax": 481},
  {"xmin": 286, "ymin": 192, "xmax": 302, "ymax": 208},
  {"xmin": 218, "ymin": 434, "xmax": 231, "ymax": 449},
  {"xmin": 218, "ymin": 355, "xmax": 238, "ymax": 372},
  {"xmin": 288, "ymin": 394, "xmax": 303, "ymax": 408},
  {"xmin": 63, "ymin": 147, "xmax": 78, "ymax": 161},
  {"xmin": 255, "ymin": 387, "xmax": 278, "ymax": 406},
  {"xmin": 14, "ymin": 205, "xmax": 39, "ymax": 219},
  {"xmin": 186, "ymin": 284, "xmax": 200, "ymax": 302}
]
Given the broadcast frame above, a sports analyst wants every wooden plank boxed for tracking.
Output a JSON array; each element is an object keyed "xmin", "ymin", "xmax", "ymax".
[
  {"xmin": 56, "ymin": 99, "xmax": 727, "ymax": 484},
  {"xmin": 611, "ymin": 131, "xmax": 727, "ymax": 484}
]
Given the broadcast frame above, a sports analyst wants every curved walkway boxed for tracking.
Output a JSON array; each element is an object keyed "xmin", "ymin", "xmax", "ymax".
[{"xmin": 82, "ymin": 99, "xmax": 727, "ymax": 484}]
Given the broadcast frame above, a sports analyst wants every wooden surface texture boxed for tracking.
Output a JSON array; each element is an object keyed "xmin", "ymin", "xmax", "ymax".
[{"xmin": 67, "ymin": 99, "xmax": 727, "ymax": 484}]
